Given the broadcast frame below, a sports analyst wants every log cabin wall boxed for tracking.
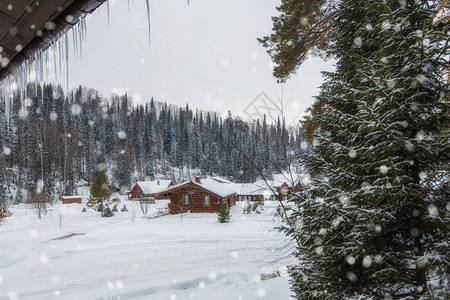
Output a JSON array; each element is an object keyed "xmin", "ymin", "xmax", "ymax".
[
  {"xmin": 130, "ymin": 184, "xmax": 144, "ymax": 200},
  {"xmin": 62, "ymin": 198, "xmax": 82, "ymax": 204},
  {"xmin": 158, "ymin": 182, "xmax": 236, "ymax": 214}
]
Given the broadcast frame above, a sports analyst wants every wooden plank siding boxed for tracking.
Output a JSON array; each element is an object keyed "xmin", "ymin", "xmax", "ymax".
[
  {"xmin": 129, "ymin": 184, "xmax": 144, "ymax": 200},
  {"xmin": 62, "ymin": 197, "xmax": 82, "ymax": 204},
  {"xmin": 154, "ymin": 182, "xmax": 236, "ymax": 214}
]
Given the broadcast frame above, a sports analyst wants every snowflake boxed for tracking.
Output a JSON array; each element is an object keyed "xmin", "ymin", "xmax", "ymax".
[
  {"xmin": 71, "ymin": 104, "xmax": 81, "ymax": 116},
  {"xmin": 3, "ymin": 147, "xmax": 11, "ymax": 156},
  {"xmin": 208, "ymin": 271, "xmax": 217, "ymax": 281},
  {"xmin": 348, "ymin": 149, "xmax": 357, "ymax": 158},
  {"xmin": 346, "ymin": 271, "xmax": 357, "ymax": 282},
  {"xmin": 118, "ymin": 131, "xmax": 127, "ymax": 139},
  {"xmin": 116, "ymin": 280, "xmax": 124, "ymax": 289},
  {"xmin": 427, "ymin": 204, "xmax": 438, "ymax": 217},
  {"xmin": 362, "ymin": 255, "xmax": 372, "ymax": 268},
  {"xmin": 346, "ymin": 256, "xmax": 356, "ymax": 265},
  {"xmin": 353, "ymin": 37, "xmax": 363, "ymax": 47},
  {"xmin": 379, "ymin": 165, "xmax": 389, "ymax": 174},
  {"xmin": 40, "ymin": 254, "xmax": 48, "ymax": 264},
  {"xmin": 50, "ymin": 112, "xmax": 58, "ymax": 121},
  {"xmin": 198, "ymin": 281, "xmax": 206, "ymax": 288},
  {"xmin": 18, "ymin": 107, "xmax": 28, "ymax": 119},
  {"xmin": 257, "ymin": 288, "xmax": 266, "ymax": 297}
]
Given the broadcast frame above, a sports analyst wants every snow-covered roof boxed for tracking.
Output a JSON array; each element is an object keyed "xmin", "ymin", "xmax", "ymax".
[
  {"xmin": 194, "ymin": 178, "xmax": 237, "ymax": 197},
  {"xmin": 61, "ymin": 195, "xmax": 82, "ymax": 199},
  {"xmin": 209, "ymin": 176, "xmax": 234, "ymax": 184},
  {"xmin": 158, "ymin": 178, "xmax": 237, "ymax": 198},
  {"xmin": 136, "ymin": 180, "xmax": 173, "ymax": 195},
  {"xmin": 272, "ymin": 173, "xmax": 302, "ymax": 188},
  {"xmin": 233, "ymin": 180, "xmax": 273, "ymax": 196}
]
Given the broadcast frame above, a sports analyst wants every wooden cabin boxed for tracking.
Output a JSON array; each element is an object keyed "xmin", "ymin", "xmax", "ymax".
[
  {"xmin": 61, "ymin": 196, "xmax": 82, "ymax": 204},
  {"xmin": 273, "ymin": 174, "xmax": 303, "ymax": 201},
  {"xmin": 235, "ymin": 181, "xmax": 277, "ymax": 202},
  {"xmin": 129, "ymin": 180, "xmax": 174, "ymax": 200},
  {"xmin": 153, "ymin": 177, "xmax": 237, "ymax": 214}
]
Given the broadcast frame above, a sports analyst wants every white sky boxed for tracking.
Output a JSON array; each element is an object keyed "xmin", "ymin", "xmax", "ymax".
[{"xmin": 65, "ymin": 0, "xmax": 335, "ymax": 125}]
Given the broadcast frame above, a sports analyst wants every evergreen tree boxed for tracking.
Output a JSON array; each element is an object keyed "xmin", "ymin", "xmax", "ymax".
[
  {"xmin": 101, "ymin": 206, "xmax": 114, "ymax": 217},
  {"xmin": 87, "ymin": 170, "xmax": 112, "ymax": 210},
  {"xmin": 217, "ymin": 200, "xmax": 231, "ymax": 223},
  {"xmin": 264, "ymin": 0, "xmax": 449, "ymax": 298}
]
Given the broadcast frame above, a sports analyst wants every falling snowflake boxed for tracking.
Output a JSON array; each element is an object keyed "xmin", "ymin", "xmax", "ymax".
[
  {"xmin": 257, "ymin": 288, "xmax": 266, "ymax": 297},
  {"xmin": 208, "ymin": 271, "xmax": 217, "ymax": 281},
  {"xmin": 348, "ymin": 149, "xmax": 357, "ymax": 158},
  {"xmin": 40, "ymin": 254, "xmax": 48, "ymax": 264},
  {"xmin": 339, "ymin": 195, "xmax": 350, "ymax": 206},
  {"xmin": 410, "ymin": 227, "xmax": 420, "ymax": 238},
  {"xmin": 362, "ymin": 255, "xmax": 372, "ymax": 268},
  {"xmin": 71, "ymin": 104, "xmax": 81, "ymax": 115},
  {"xmin": 7, "ymin": 292, "xmax": 18, "ymax": 300},
  {"xmin": 170, "ymin": 294, "xmax": 177, "ymax": 300},
  {"xmin": 118, "ymin": 131, "xmax": 127, "ymax": 139},
  {"xmin": 231, "ymin": 251, "xmax": 239, "ymax": 258},
  {"xmin": 115, "ymin": 280, "xmax": 124, "ymax": 289},
  {"xmin": 427, "ymin": 204, "xmax": 438, "ymax": 217},
  {"xmin": 346, "ymin": 256, "xmax": 356, "ymax": 265},
  {"xmin": 346, "ymin": 271, "xmax": 357, "ymax": 282},
  {"xmin": 3, "ymin": 147, "xmax": 11, "ymax": 156},
  {"xmin": 404, "ymin": 141, "xmax": 415, "ymax": 152},
  {"xmin": 18, "ymin": 107, "xmax": 28, "ymax": 119},
  {"xmin": 379, "ymin": 165, "xmax": 389, "ymax": 174},
  {"xmin": 198, "ymin": 281, "xmax": 206, "ymax": 288},
  {"xmin": 107, "ymin": 281, "xmax": 114, "ymax": 290},
  {"xmin": 250, "ymin": 51, "xmax": 258, "ymax": 59},
  {"xmin": 353, "ymin": 37, "xmax": 362, "ymax": 47},
  {"xmin": 50, "ymin": 111, "xmax": 58, "ymax": 121},
  {"xmin": 54, "ymin": 290, "xmax": 61, "ymax": 296},
  {"xmin": 374, "ymin": 254, "xmax": 383, "ymax": 264}
]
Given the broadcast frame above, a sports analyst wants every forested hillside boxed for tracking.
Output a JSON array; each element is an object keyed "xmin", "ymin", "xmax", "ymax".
[{"xmin": 0, "ymin": 84, "xmax": 307, "ymax": 202}]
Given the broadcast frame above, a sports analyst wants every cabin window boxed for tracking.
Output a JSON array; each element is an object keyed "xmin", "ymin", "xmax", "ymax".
[
  {"xmin": 204, "ymin": 195, "xmax": 209, "ymax": 206},
  {"xmin": 184, "ymin": 194, "xmax": 189, "ymax": 205}
]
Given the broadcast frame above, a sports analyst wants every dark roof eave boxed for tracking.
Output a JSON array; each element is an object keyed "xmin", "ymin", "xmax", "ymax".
[{"xmin": 0, "ymin": 0, "xmax": 107, "ymax": 83}]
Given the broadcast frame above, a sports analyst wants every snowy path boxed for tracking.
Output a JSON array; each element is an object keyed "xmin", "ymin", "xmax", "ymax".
[{"xmin": 0, "ymin": 202, "xmax": 293, "ymax": 300}]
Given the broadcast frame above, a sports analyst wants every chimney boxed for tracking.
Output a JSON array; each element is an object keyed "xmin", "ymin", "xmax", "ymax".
[
  {"xmin": 157, "ymin": 180, "xmax": 160, "ymax": 185},
  {"xmin": 195, "ymin": 175, "xmax": 201, "ymax": 184}
]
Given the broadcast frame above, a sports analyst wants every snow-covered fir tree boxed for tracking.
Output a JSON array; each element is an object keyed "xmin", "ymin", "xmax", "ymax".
[{"xmin": 264, "ymin": 0, "xmax": 449, "ymax": 298}]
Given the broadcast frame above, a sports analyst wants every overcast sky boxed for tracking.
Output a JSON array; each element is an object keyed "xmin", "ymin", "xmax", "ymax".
[{"xmin": 65, "ymin": 0, "xmax": 334, "ymax": 125}]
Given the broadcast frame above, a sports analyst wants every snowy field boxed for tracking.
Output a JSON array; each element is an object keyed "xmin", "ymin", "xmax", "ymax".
[{"xmin": 0, "ymin": 200, "xmax": 294, "ymax": 300}]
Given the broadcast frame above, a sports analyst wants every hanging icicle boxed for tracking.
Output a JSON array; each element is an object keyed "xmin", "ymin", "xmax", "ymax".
[
  {"xmin": 107, "ymin": 0, "xmax": 111, "ymax": 26},
  {"xmin": 145, "ymin": 0, "xmax": 151, "ymax": 45}
]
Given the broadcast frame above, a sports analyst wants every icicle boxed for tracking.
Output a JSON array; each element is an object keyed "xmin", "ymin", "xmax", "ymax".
[
  {"xmin": 65, "ymin": 34, "xmax": 69, "ymax": 93},
  {"xmin": 145, "ymin": 0, "xmax": 151, "ymax": 45},
  {"xmin": 107, "ymin": 0, "xmax": 110, "ymax": 26}
]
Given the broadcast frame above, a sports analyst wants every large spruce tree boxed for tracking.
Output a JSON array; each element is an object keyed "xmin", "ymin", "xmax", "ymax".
[{"xmin": 263, "ymin": 0, "xmax": 449, "ymax": 298}]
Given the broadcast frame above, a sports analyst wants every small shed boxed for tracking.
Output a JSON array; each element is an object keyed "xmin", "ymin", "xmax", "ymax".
[{"xmin": 62, "ymin": 195, "xmax": 82, "ymax": 204}]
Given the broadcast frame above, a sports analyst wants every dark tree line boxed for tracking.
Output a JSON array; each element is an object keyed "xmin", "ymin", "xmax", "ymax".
[{"xmin": 0, "ymin": 84, "xmax": 308, "ymax": 202}]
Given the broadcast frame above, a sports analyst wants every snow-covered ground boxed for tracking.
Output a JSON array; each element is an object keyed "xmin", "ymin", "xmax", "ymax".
[{"xmin": 0, "ymin": 200, "xmax": 294, "ymax": 300}]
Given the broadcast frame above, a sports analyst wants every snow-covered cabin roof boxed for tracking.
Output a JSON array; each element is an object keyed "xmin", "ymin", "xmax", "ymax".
[
  {"xmin": 194, "ymin": 178, "xmax": 237, "ymax": 197},
  {"xmin": 272, "ymin": 173, "xmax": 302, "ymax": 188},
  {"xmin": 158, "ymin": 178, "xmax": 237, "ymax": 198},
  {"xmin": 136, "ymin": 180, "xmax": 174, "ymax": 195},
  {"xmin": 61, "ymin": 195, "xmax": 82, "ymax": 199},
  {"xmin": 209, "ymin": 176, "xmax": 234, "ymax": 184}
]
